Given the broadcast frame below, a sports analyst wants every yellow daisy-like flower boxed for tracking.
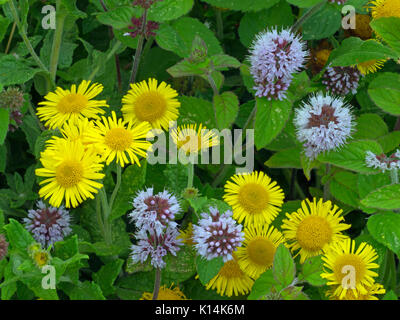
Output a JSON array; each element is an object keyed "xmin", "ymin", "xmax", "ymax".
[
  {"xmin": 327, "ymin": 282, "xmax": 386, "ymax": 300},
  {"xmin": 223, "ymin": 171, "xmax": 285, "ymax": 227},
  {"xmin": 171, "ymin": 123, "xmax": 219, "ymax": 155},
  {"xmin": 321, "ymin": 239, "xmax": 380, "ymax": 299},
  {"xmin": 368, "ymin": 0, "xmax": 400, "ymax": 19},
  {"xmin": 236, "ymin": 224, "xmax": 285, "ymax": 279},
  {"xmin": 356, "ymin": 58, "xmax": 386, "ymax": 75},
  {"xmin": 141, "ymin": 284, "xmax": 188, "ymax": 300},
  {"xmin": 35, "ymin": 139, "xmax": 105, "ymax": 208},
  {"xmin": 205, "ymin": 255, "xmax": 254, "ymax": 297},
  {"xmin": 122, "ymin": 78, "xmax": 180, "ymax": 130},
  {"xmin": 87, "ymin": 111, "xmax": 153, "ymax": 167},
  {"xmin": 281, "ymin": 198, "xmax": 351, "ymax": 263},
  {"xmin": 178, "ymin": 223, "xmax": 195, "ymax": 246},
  {"xmin": 32, "ymin": 250, "xmax": 51, "ymax": 268},
  {"xmin": 37, "ymin": 80, "xmax": 108, "ymax": 129}
]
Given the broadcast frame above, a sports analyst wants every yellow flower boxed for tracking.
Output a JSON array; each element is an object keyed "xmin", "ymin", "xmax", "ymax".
[
  {"xmin": 281, "ymin": 198, "xmax": 351, "ymax": 263},
  {"xmin": 122, "ymin": 78, "xmax": 180, "ymax": 130},
  {"xmin": 236, "ymin": 224, "xmax": 285, "ymax": 279},
  {"xmin": 348, "ymin": 14, "xmax": 373, "ymax": 40},
  {"xmin": 36, "ymin": 139, "xmax": 105, "ymax": 208},
  {"xmin": 87, "ymin": 111, "xmax": 153, "ymax": 167},
  {"xmin": 368, "ymin": 0, "xmax": 400, "ymax": 19},
  {"xmin": 205, "ymin": 255, "xmax": 254, "ymax": 297},
  {"xmin": 321, "ymin": 239, "xmax": 380, "ymax": 299},
  {"xmin": 32, "ymin": 250, "xmax": 51, "ymax": 268},
  {"xmin": 178, "ymin": 223, "xmax": 195, "ymax": 246},
  {"xmin": 171, "ymin": 123, "xmax": 219, "ymax": 155},
  {"xmin": 356, "ymin": 58, "xmax": 386, "ymax": 75},
  {"xmin": 37, "ymin": 80, "xmax": 108, "ymax": 129},
  {"xmin": 327, "ymin": 282, "xmax": 386, "ymax": 300},
  {"xmin": 141, "ymin": 284, "xmax": 188, "ymax": 300},
  {"xmin": 223, "ymin": 171, "xmax": 285, "ymax": 227}
]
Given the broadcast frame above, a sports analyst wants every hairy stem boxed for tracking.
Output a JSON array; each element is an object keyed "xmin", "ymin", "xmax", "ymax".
[
  {"xmin": 129, "ymin": 9, "xmax": 148, "ymax": 85},
  {"xmin": 187, "ymin": 162, "xmax": 194, "ymax": 189},
  {"xmin": 49, "ymin": 0, "xmax": 66, "ymax": 82},
  {"xmin": 215, "ymin": 8, "xmax": 223, "ymax": 41},
  {"xmin": 5, "ymin": 21, "xmax": 16, "ymax": 54},
  {"xmin": 109, "ymin": 164, "xmax": 122, "ymax": 211},
  {"xmin": 152, "ymin": 268, "xmax": 162, "ymax": 300}
]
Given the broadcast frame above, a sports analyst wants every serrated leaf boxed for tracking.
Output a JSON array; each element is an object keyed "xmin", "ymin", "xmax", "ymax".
[
  {"xmin": 273, "ymin": 244, "xmax": 295, "ymax": 287},
  {"xmin": 300, "ymin": 256, "xmax": 326, "ymax": 286},
  {"xmin": 367, "ymin": 212, "xmax": 400, "ymax": 256},
  {"xmin": 368, "ymin": 73, "xmax": 400, "ymax": 116},
  {"xmin": 247, "ymin": 269, "xmax": 276, "ymax": 300},
  {"xmin": 214, "ymin": 91, "xmax": 239, "ymax": 130},
  {"xmin": 361, "ymin": 184, "xmax": 400, "ymax": 210},
  {"xmin": 196, "ymin": 256, "xmax": 224, "ymax": 285}
]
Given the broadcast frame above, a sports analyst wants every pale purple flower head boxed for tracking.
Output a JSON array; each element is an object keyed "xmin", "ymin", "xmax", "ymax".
[
  {"xmin": 130, "ymin": 225, "xmax": 183, "ymax": 269},
  {"xmin": 192, "ymin": 207, "xmax": 244, "ymax": 262},
  {"xmin": 23, "ymin": 200, "xmax": 71, "ymax": 248},
  {"xmin": 322, "ymin": 66, "xmax": 361, "ymax": 96},
  {"xmin": 129, "ymin": 187, "xmax": 180, "ymax": 236},
  {"xmin": 365, "ymin": 150, "xmax": 400, "ymax": 172},
  {"xmin": 294, "ymin": 93, "xmax": 354, "ymax": 160},
  {"xmin": 249, "ymin": 28, "xmax": 308, "ymax": 100}
]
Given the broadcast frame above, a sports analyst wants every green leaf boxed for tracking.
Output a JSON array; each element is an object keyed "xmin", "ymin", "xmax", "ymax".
[
  {"xmin": 265, "ymin": 147, "xmax": 302, "ymax": 169},
  {"xmin": 214, "ymin": 92, "xmax": 239, "ymax": 130},
  {"xmin": 247, "ymin": 269, "xmax": 276, "ymax": 300},
  {"xmin": 330, "ymin": 171, "xmax": 360, "ymax": 208},
  {"xmin": 318, "ymin": 140, "xmax": 383, "ymax": 173},
  {"xmin": 60, "ymin": 0, "xmax": 87, "ymax": 18},
  {"xmin": 370, "ymin": 17, "xmax": 400, "ymax": 55},
  {"xmin": 238, "ymin": 1, "xmax": 294, "ymax": 47},
  {"xmin": 156, "ymin": 17, "xmax": 223, "ymax": 58},
  {"xmin": 254, "ymin": 96, "xmax": 292, "ymax": 150},
  {"xmin": 273, "ymin": 244, "xmax": 295, "ymax": 287},
  {"xmin": 300, "ymin": 256, "xmax": 327, "ymax": 286},
  {"xmin": 301, "ymin": 3, "xmax": 342, "ymax": 40},
  {"xmin": 368, "ymin": 73, "xmax": 400, "ymax": 116},
  {"xmin": 178, "ymin": 96, "xmax": 217, "ymax": 128},
  {"xmin": 161, "ymin": 245, "xmax": 197, "ymax": 283},
  {"xmin": 67, "ymin": 281, "xmax": 106, "ymax": 300},
  {"xmin": 352, "ymin": 113, "xmax": 388, "ymax": 140},
  {"xmin": 210, "ymin": 54, "xmax": 241, "ymax": 70},
  {"xmin": 19, "ymin": 115, "xmax": 42, "ymax": 155},
  {"xmin": 286, "ymin": 0, "xmax": 324, "ymax": 8},
  {"xmin": 196, "ymin": 256, "xmax": 224, "ymax": 285},
  {"xmin": 0, "ymin": 55, "xmax": 40, "ymax": 86},
  {"xmin": 0, "ymin": 108, "xmax": 9, "ymax": 145},
  {"xmin": 93, "ymin": 259, "xmax": 124, "ymax": 297},
  {"xmin": 367, "ymin": 212, "xmax": 400, "ymax": 256},
  {"xmin": 96, "ymin": 6, "xmax": 136, "ymax": 29},
  {"xmin": 147, "ymin": 0, "xmax": 194, "ymax": 22},
  {"xmin": 378, "ymin": 131, "xmax": 400, "ymax": 153},
  {"xmin": 201, "ymin": 0, "xmax": 280, "ymax": 11},
  {"xmin": 361, "ymin": 184, "xmax": 400, "ymax": 210},
  {"xmin": 329, "ymin": 37, "xmax": 397, "ymax": 67},
  {"xmin": 383, "ymin": 290, "xmax": 398, "ymax": 300},
  {"xmin": 4, "ymin": 219, "xmax": 34, "ymax": 252}
]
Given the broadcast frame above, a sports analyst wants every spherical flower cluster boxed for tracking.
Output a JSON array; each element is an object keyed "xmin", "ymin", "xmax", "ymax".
[
  {"xmin": 23, "ymin": 200, "xmax": 72, "ymax": 248},
  {"xmin": 0, "ymin": 87, "xmax": 25, "ymax": 132},
  {"xmin": 0, "ymin": 234, "xmax": 9, "ymax": 260},
  {"xmin": 131, "ymin": 226, "xmax": 183, "ymax": 269},
  {"xmin": 365, "ymin": 150, "xmax": 400, "ymax": 172},
  {"xmin": 249, "ymin": 28, "xmax": 308, "ymax": 100},
  {"xmin": 129, "ymin": 187, "xmax": 180, "ymax": 236},
  {"xmin": 192, "ymin": 207, "xmax": 244, "ymax": 262},
  {"xmin": 294, "ymin": 94, "xmax": 354, "ymax": 160},
  {"xmin": 322, "ymin": 66, "xmax": 361, "ymax": 96},
  {"xmin": 125, "ymin": 16, "xmax": 159, "ymax": 39}
]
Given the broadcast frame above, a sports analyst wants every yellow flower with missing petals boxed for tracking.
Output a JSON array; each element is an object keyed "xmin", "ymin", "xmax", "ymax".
[
  {"xmin": 223, "ymin": 171, "xmax": 285, "ymax": 227},
  {"xmin": 141, "ymin": 284, "xmax": 188, "ymax": 300},
  {"xmin": 32, "ymin": 250, "xmax": 51, "ymax": 268},
  {"xmin": 171, "ymin": 123, "xmax": 219, "ymax": 155},
  {"xmin": 35, "ymin": 139, "xmax": 105, "ymax": 208},
  {"xmin": 236, "ymin": 224, "xmax": 285, "ymax": 279},
  {"xmin": 122, "ymin": 78, "xmax": 180, "ymax": 130},
  {"xmin": 281, "ymin": 198, "xmax": 351, "ymax": 263},
  {"xmin": 37, "ymin": 80, "xmax": 108, "ymax": 129},
  {"xmin": 87, "ymin": 111, "xmax": 153, "ymax": 167},
  {"xmin": 205, "ymin": 255, "xmax": 254, "ymax": 297},
  {"xmin": 321, "ymin": 239, "xmax": 380, "ymax": 300},
  {"xmin": 356, "ymin": 58, "xmax": 386, "ymax": 75}
]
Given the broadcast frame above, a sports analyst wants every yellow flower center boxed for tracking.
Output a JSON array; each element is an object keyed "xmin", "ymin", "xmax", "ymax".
[
  {"xmin": 296, "ymin": 216, "xmax": 332, "ymax": 252},
  {"xmin": 315, "ymin": 49, "xmax": 331, "ymax": 68},
  {"xmin": 218, "ymin": 259, "xmax": 244, "ymax": 278},
  {"xmin": 353, "ymin": 14, "xmax": 372, "ymax": 39},
  {"xmin": 134, "ymin": 91, "xmax": 167, "ymax": 122},
  {"xmin": 57, "ymin": 93, "xmax": 88, "ymax": 114},
  {"xmin": 238, "ymin": 183, "xmax": 269, "ymax": 214},
  {"xmin": 333, "ymin": 254, "xmax": 367, "ymax": 287},
  {"xmin": 247, "ymin": 238, "xmax": 276, "ymax": 267},
  {"xmin": 104, "ymin": 127, "xmax": 133, "ymax": 151},
  {"xmin": 177, "ymin": 134, "xmax": 203, "ymax": 153},
  {"xmin": 34, "ymin": 252, "xmax": 49, "ymax": 267},
  {"xmin": 371, "ymin": 0, "xmax": 400, "ymax": 19},
  {"xmin": 56, "ymin": 160, "xmax": 83, "ymax": 188}
]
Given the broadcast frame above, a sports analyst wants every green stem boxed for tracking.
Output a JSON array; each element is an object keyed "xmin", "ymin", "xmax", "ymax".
[
  {"xmin": 8, "ymin": 0, "xmax": 51, "ymax": 75},
  {"xmin": 88, "ymin": 40, "xmax": 122, "ymax": 81},
  {"xmin": 109, "ymin": 164, "xmax": 122, "ymax": 210},
  {"xmin": 391, "ymin": 168, "xmax": 399, "ymax": 185},
  {"xmin": 291, "ymin": 0, "xmax": 327, "ymax": 33},
  {"xmin": 49, "ymin": 0, "xmax": 66, "ymax": 82},
  {"xmin": 215, "ymin": 8, "xmax": 223, "ymax": 41},
  {"xmin": 152, "ymin": 268, "xmax": 162, "ymax": 300},
  {"xmin": 129, "ymin": 9, "xmax": 148, "ymax": 85},
  {"xmin": 323, "ymin": 164, "xmax": 331, "ymax": 201},
  {"xmin": 5, "ymin": 21, "xmax": 16, "ymax": 54},
  {"xmin": 187, "ymin": 162, "xmax": 194, "ymax": 189},
  {"xmin": 96, "ymin": 195, "xmax": 106, "ymax": 239},
  {"xmin": 99, "ymin": 188, "xmax": 112, "ymax": 245}
]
